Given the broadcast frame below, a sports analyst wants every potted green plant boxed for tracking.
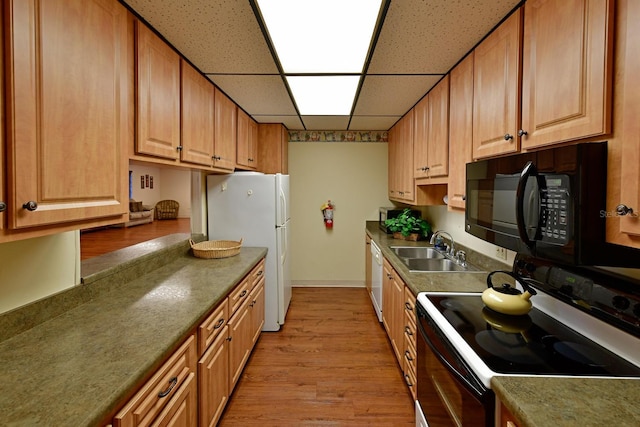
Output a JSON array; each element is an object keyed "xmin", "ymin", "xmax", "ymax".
[{"xmin": 384, "ymin": 208, "xmax": 432, "ymax": 241}]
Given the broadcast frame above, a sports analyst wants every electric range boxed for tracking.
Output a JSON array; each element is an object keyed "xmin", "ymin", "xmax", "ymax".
[{"xmin": 414, "ymin": 254, "xmax": 640, "ymax": 426}]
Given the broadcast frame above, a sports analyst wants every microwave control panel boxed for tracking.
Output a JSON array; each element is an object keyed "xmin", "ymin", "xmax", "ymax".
[{"xmin": 539, "ymin": 175, "xmax": 572, "ymax": 244}]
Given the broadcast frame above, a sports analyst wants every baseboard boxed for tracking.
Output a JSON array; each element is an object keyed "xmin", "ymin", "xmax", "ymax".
[{"xmin": 292, "ymin": 280, "xmax": 365, "ymax": 288}]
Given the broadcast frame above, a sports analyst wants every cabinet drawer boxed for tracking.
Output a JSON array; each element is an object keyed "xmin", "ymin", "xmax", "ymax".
[
  {"xmin": 114, "ymin": 335, "xmax": 196, "ymax": 427},
  {"xmin": 229, "ymin": 276, "xmax": 252, "ymax": 315},
  {"xmin": 250, "ymin": 259, "xmax": 265, "ymax": 289},
  {"xmin": 198, "ymin": 298, "xmax": 229, "ymax": 356}
]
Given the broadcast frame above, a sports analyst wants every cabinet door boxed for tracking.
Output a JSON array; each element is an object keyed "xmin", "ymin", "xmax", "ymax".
[
  {"xmin": 5, "ymin": 0, "xmax": 129, "ymax": 229},
  {"xmin": 473, "ymin": 8, "xmax": 522, "ymax": 159},
  {"xmin": 228, "ymin": 301, "xmax": 252, "ymax": 390},
  {"xmin": 0, "ymin": 12, "xmax": 5, "ymax": 231},
  {"xmin": 249, "ymin": 277, "xmax": 265, "ymax": 345},
  {"xmin": 400, "ymin": 112, "xmax": 415, "ymax": 201},
  {"xmin": 257, "ymin": 123, "xmax": 287, "ymax": 174},
  {"xmin": 615, "ymin": 0, "xmax": 640, "ymax": 242},
  {"xmin": 426, "ymin": 75, "xmax": 450, "ymax": 178},
  {"xmin": 414, "ymin": 95, "xmax": 429, "ymax": 179},
  {"xmin": 198, "ymin": 326, "xmax": 229, "ymax": 427},
  {"xmin": 135, "ymin": 22, "xmax": 181, "ymax": 160},
  {"xmin": 448, "ymin": 53, "xmax": 474, "ymax": 210},
  {"xmin": 521, "ymin": 0, "xmax": 613, "ymax": 149},
  {"xmin": 238, "ymin": 109, "xmax": 259, "ymax": 170},
  {"xmin": 387, "ymin": 124, "xmax": 399, "ymax": 199},
  {"xmin": 213, "ymin": 88, "xmax": 237, "ymax": 171},
  {"xmin": 180, "ymin": 60, "xmax": 214, "ymax": 167}
]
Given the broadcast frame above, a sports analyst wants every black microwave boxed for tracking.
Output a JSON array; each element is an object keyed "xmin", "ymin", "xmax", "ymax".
[{"xmin": 465, "ymin": 142, "xmax": 638, "ymax": 267}]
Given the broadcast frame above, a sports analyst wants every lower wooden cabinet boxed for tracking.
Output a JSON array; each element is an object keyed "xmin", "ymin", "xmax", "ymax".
[
  {"xmin": 113, "ymin": 257, "xmax": 265, "ymax": 427},
  {"xmin": 382, "ymin": 257, "xmax": 418, "ymax": 399},
  {"xmin": 113, "ymin": 335, "xmax": 197, "ymax": 427}
]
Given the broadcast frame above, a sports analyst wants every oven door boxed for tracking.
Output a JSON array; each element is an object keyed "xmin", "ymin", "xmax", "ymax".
[{"xmin": 416, "ymin": 301, "xmax": 494, "ymax": 427}]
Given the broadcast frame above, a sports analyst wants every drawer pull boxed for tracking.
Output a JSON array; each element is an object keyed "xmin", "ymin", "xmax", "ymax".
[
  {"xmin": 214, "ymin": 318, "xmax": 225, "ymax": 329},
  {"xmin": 158, "ymin": 376, "xmax": 178, "ymax": 398},
  {"xmin": 257, "ymin": 270, "xmax": 264, "ymax": 276},
  {"xmin": 404, "ymin": 326, "xmax": 413, "ymax": 336},
  {"xmin": 405, "ymin": 302, "xmax": 412, "ymax": 310},
  {"xmin": 404, "ymin": 350, "xmax": 413, "ymax": 362},
  {"xmin": 240, "ymin": 290, "xmax": 248, "ymax": 298},
  {"xmin": 404, "ymin": 373, "xmax": 414, "ymax": 387}
]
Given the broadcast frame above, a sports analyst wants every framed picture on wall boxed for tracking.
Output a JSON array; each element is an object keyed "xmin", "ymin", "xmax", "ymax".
[
  {"xmin": 145, "ymin": 174, "xmax": 149, "ymax": 188},
  {"xmin": 150, "ymin": 176, "xmax": 154, "ymax": 189},
  {"xmin": 140, "ymin": 176, "xmax": 144, "ymax": 189}
]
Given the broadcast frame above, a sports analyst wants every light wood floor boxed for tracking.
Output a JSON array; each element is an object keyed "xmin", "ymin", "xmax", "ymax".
[
  {"xmin": 80, "ymin": 218, "xmax": 191, "ymax": 260},
  {"xmin": 219, "ymin": 287, "xmax": 415, "ymax": 426}
]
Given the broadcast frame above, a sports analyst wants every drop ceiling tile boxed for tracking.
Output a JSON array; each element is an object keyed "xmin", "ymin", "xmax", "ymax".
[
  {"xmin": 349, "ymin": 116, "xmax": 400, "ymax": 131},
  {"xmin": 209, "ymin": 75, "xmax": 297, "ymax": 116},
  {"xmin": 123, "ymin": 0, "xmax": 277, "ymax": 74},
  {"xmin": 252, "ymin": 115, "xmax": 304, "ymax": 130},
  {"xmin": 301, "ymin": 116, "xmax": 351, "ymax": 131},
  {"xmin": 354, "ymin": 75, "xmax": 442, "ymax": 116},
  {"xmin": 369, "ymin": 0, "xmax": 521, "ymax": 74}
]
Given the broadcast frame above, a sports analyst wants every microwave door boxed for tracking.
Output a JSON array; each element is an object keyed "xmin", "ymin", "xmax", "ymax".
[{"xmin": 516, "ymin": 162, "xmax": 540, "ymax": 248}]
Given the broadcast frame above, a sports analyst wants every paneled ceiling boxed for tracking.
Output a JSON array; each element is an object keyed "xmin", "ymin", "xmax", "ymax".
[{"xmin": 121, "ymin": 0, "xmax": 522, "ymax": 131}]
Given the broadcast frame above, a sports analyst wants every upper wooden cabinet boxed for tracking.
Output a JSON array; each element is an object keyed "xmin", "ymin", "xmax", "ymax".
[
  {"xmin": 3, "ymin": 0, "xmax": 129, "ymax": 233},
  {"xmin": 520, "ymin": 0, "xmax": 613, "ymax": 149},
  {"xmin": 472, "ymin": 8, "xmax": 522, "ymax": 159},
  {"xmin": 1, "ymin": 8, "xmax": 6, "ymax": 232},
  {"xmin": 414, "ymin": 75, "xmax": 450, "ymax": 183},
  {"xmin": 213, "ymin": 88, "xmax": 237, "ymax": 171},
  {"xmin": 180, "ymin": 60, "xmax": 215, "ymax": 167},
  {"xmin": 237, "ymin": 108, "xmax": 258, "ymax": 170},
  {"xmin": 135, "ymin": 21, "xmax": 181, "ymax": 160},
  {"xmin": 389, "ymin": 112, "xmax": 415, "ymax": 202},
  {"xmin": 258, "ymin": 123, "xmax": 289, "ymax": 174},
  {"xmin": 448, "ymin": 53, "xmax": 474, "ymax": 211}
]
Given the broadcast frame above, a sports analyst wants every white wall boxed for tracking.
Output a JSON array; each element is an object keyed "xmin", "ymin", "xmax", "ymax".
[
  {"xmin": 129, "ymin": 163, "xmax": 191, "ymax": 218},
  {"xmin": 289, "ymin": 142, "xmax": 389, "ymax": 286},
  {"xmin": 0, "ymin": 231, "xmax": 79, "ymax": 314}
]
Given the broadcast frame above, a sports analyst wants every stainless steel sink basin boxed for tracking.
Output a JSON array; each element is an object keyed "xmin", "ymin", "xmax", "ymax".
[
  {"xmin": 391, "ymin": 246, "xmax": 445, "ymax": 259},
  {"xmin": 402, "ymin": 258, "xmax": 482, "ymax": 273}
]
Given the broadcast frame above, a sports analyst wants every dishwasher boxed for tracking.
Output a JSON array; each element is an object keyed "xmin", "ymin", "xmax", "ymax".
[{"xmin": 370, "ymin": 240, "xmax": 383, "ymax": 322}]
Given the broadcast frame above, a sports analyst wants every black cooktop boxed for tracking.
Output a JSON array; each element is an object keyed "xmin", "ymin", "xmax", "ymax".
[{"xmin": 427, "ymin": 294, "xmax": 640, "ymax": 377}]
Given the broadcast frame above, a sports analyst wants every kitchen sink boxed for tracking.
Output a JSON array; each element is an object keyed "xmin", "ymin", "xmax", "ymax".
[
  {"xmin": 403, "ymin": 258, "xmax": 482, "ymax": 273},
  {"xmin": 391, "ymin": 246, "xmax": 445, "ymax": 259}
]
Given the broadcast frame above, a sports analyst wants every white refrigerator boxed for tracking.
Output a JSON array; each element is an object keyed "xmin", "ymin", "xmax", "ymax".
[{"xmin": 207, "ymin": 172, "xmax": 291, "ymax": 331}]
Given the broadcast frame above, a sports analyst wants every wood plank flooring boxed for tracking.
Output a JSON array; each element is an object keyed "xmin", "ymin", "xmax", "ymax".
[
  {"xmin": 79, "ymin": 218, "xmax": 191, "ymax": 260},
  {"xmin": 219, "ymin": 287, "xmax": 415, "ymax": 426}
]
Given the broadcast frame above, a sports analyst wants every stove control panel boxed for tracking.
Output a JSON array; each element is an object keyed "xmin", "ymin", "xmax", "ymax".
[{"xmin": 514, "ymin": 254, "xmax": 640, "ymax": 336}]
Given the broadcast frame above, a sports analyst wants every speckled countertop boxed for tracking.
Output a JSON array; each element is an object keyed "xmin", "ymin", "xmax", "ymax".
[
  {"xmin": 366, "ymin": 222, "xmax": 640, "ymax": 427},
  {"xmin": 0, "ymin": 235, "xmax": 267, "ymax": 426}
]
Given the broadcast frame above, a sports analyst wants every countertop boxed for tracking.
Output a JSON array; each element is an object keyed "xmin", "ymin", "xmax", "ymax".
[
  {"xmin": 366, "ymin": 222, "xmax": 640, "ymax": 427},
  {"xmin": 0, "ymin": 235, "xmax": 267, "ymax": 426}
]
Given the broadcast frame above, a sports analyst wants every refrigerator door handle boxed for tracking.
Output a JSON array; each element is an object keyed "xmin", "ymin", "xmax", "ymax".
[{"xmin": 278, "ymin": 187, "xmax": 287, "ymax": 225}]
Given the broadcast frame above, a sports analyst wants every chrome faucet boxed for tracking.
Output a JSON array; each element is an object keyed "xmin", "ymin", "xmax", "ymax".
[{"xmin": 430, "ymin": 230, "xmax": 455, "ymax": 257}]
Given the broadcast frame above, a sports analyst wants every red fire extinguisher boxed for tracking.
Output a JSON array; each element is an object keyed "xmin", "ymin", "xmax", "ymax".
[{"xmin": 320, "ymin": 200, "xmax": 334, "ymax": 228}]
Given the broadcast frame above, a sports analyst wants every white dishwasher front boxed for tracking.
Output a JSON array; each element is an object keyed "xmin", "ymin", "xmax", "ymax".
[{"xmin": 370, "ymin": 240, "xmax": 383, "ymax": 322}]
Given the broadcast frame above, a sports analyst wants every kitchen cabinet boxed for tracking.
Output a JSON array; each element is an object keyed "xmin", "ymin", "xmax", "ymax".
[
  {"xmin": 258, "ymin": 123, "xmax": 289, "ymax": 174},
  {"xmin": 403, "ymin": 287, "xmax": 417, "ymax": 401},
  {"xmin": 388, "ymin": 112, "xmax": 415, "ymax": 202},
  {"xmin": 249, "ymin": 262, "xmax": 266, "ymax": 345},
  {"xmin": 472, "ymin": 8, "xmax": 522, "ymax": 159},
  {"xmin": 365, "ymin": 234, "xmax": 372, "ymax": 295},
  {"xmin": 114, "ymin": 335, "xmax": 198, "ymax": 427},
  {"xmin": 447, "ymin": 53, "xmax": 474, "ymax": 211},
  {"xmin": 3, "ymin": 0, "xmax": 129, "ymax": 239},
  {"xmin": 135, "ymin": 21, "xmax": 181, "ymax": 161},
  {"xmin": 180, "ymin": 60, "xmax": 215, "ymax": 168},
  {"xmin": 237, "ymin": 108, "xmax": 258, "ymax": 170},
  {"xmin": 382, "ymin": 258, "xmax": 405, "ymax": 367},
  {"xmin": 414, "ymin": 75, "xmax": 450, "ymax": 183},
  {"xmin": 610, "ymin": 0, "xmax": 640, "ymax": 247},
  {"xmin": 1, "ymin": 8, "xmax": 5, "ymax": 232},
  {"xmin": 520, "ymin": 0, "xmax": 613, "ymax": 150},
  {"xmin": 213, "ymin": 88, "xmax": 238, "ymax": 171}
]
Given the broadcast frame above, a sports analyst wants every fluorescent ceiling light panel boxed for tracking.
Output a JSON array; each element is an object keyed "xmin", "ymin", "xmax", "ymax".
[
  {"xmin": 286, "ymin": 75, "xmax": 359, "ymax": 115},
  {"xmin": 257, "ymin": 0, "xmax": 382, "ymax": 73}
]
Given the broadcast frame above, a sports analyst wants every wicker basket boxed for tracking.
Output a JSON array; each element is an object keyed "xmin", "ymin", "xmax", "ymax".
[{"xmin": 190, "ymin": 238, "xmax": 242, "ymax": 259}]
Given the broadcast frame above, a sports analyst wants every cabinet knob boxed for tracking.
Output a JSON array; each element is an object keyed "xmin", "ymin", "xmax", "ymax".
[
  {"xmin": 504, "ymin": 133, "xmax": 514, "ymax": 141},
  {"xmin": 0, "ymin": 201, "xmax": 6, "ymax": 212},
  {"xmin": 176, "ymin": 145, "xmax": 183, "ymax": 152},
  {"xmin": 518, "ymin": 129, "xmax": 528, "ymax": 137},
  {"xmin": 616, "ymin": 204, "xmax": 635, "ymax": 216},
  {"xmin": 22, "ymin": 201, "xmax": 38, "ymax": 211}
]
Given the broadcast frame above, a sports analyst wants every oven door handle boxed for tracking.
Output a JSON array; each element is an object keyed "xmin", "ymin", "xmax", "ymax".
[{"xmin": 417, "ymin": 312, "xmax": 486, "ymax": 397}]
